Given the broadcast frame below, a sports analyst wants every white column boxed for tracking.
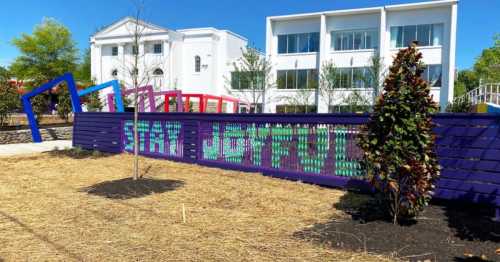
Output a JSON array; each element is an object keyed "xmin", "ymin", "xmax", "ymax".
[
  {"xmin": 97, "ymin": 44, "xmax": 103, "ymax": 83},
  {"xmin": 165, "ymin": 40, "xmax": 171, "ymax": 90},
  {"xmin": 264, "ymin": 18, "xmax": 273, "ymax": 113},
  {"xmin": 378, "ymin": 8, "xmax": 387, "ymax": 101},
  {"xmin": 90, "ymin": 43, "xmax": 97, "ymax": 82},
  {"xmin": 93, "ymin": 43, "xmax": 106, "ymax": 109},
  {"xmin": 317, "ymin": 14, "xmax": 329, "ymax": 113},
  {"xmin": 119, "ymin": 43, "xmax": 125, "ymax": 59},
  {"xmin": 442, "ymin": 3, "xmax": 457, "ymax": 112},
  {"xmin": 118, "ymin": 43, "xmax": 126, "ymax": 81},
  {"xmin": 379, "ymin": 8, "xmax": 387, "ymax": 68},
  {"xmin": 136, "ymin": 42, "xmax": 145, "ymax": 81},
  {"xmin": 265, "ymin": 18, "xmax": 273, "ymax": 62}
]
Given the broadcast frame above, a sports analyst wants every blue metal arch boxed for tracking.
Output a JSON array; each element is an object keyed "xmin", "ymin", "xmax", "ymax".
[
  {"xmin": 78, "ymin": 80, "xmax": 124, "ymax": 113},
  {"xmin": 21, "ymin": 73, "xmax": 82, "ymax": 143}
]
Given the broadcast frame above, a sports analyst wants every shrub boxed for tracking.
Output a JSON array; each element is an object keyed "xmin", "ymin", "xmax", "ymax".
[
  {"xmin": 446, "ymin": 97, "xmax": 472, "ymax": 113},
  {"xmin": 21, "ymin": 84, "xmax": 49, "ymax": 123},
  {"xmin": 358, "ymin": 43, "xmax": 440, "ymax": 224},
  {"xmin": 56, "ymin": 84, "xmax": 72, "ymax": 122},
  {"xmin": 85, "ymin": 92, "xmax": 103, "ymax": 112},
  {"xmin": 31, "ymin": 93, "xmax": 49, "ymax": 123},
  {"xmin": 0, "ymin": 81, "xmax": 20, "ymax": 126}
]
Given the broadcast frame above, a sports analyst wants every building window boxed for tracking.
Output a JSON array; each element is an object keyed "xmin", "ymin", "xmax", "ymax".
[
  {"xmin": 423, "ymin": 64, "xmax": 442, "ymax": 87},
  {"xmin": 331, "ymin": 29, "xmax": 379, "ymax": 51},
  {"xmin": 390, "ymin": 23, "xmax": 443, "ymax": 48},
  {"xmin": 132, "ymin": 45, "xmax": 139, "ymax": 55},
  {"xmin": 332, "ymin": 67, "xmax": 373, "ymax": 89},
  {"xmin": 277, "ymin": 32, "xmax": 320, "ymax": 54},
  {"xmin": 231, "ymin": 71, "xmax": 264, "ymax": 90},
  {"xmin": 277, "ymin": 69, "xmax": 318, "ymax": 89},
  {"xmin": 276, "ymin": 105, "xmax": 317, "ymax": 114},
  {"xmin": 111, "ymin": 69, "xmax": 118, "ymax": 78},
  {"xmin": 330, "ymin": 105, "xmax": 371, "ymax": 113},
  {"xmin": 153, "ymin": 43, "xmax": 162, "ymax": 54},
  {"xmin": 111, "ymin": 46, "xmax": 118, "ymax": 56},
  {"xmin": 250, "ymin": 103, "xmax": 263, "ymax": 113},
  {"xmin": 278, "ymin": 35, "xmax": 287, "ymax": 54},
  {"xmin": 153, "ymin": 68, "xmax": 164, "ymax": 76},
  {"xmin": 309, "ymin": 32, "xmax": 320, "ymax": 52},
  {"xmin": 195, "ymin": 56, "xmax": 201, "ymax": 72}
]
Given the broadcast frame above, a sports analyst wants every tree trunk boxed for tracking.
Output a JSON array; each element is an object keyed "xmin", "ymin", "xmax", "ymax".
[
  {"xmin": 133, "ymin": 31, "xmax": 140, "ymax": 180},
  {"xmin": 133, "ymin": 84, "xmax": 139, "ymax": 180}
]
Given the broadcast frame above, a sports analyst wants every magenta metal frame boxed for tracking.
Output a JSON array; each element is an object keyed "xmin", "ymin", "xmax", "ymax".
[{"xmin": 107, "ymin": 85, "xmax": 155, "ymax": 112}]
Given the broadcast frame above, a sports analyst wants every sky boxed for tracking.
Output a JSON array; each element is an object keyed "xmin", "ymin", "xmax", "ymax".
[{"xmin": 0, "ymin": 0, "xmax": 498, "ymax": 70}]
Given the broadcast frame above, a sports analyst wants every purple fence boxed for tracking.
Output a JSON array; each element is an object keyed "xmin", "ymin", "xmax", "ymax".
[{"xmin": 73, "ymin": 112, "xmax": 500, "ymax": 209}]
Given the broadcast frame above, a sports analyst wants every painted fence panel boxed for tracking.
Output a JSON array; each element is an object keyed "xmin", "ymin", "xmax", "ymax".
[{"xmin": 73, "ymin": 112, "xmax": 500, "ymax": 207}]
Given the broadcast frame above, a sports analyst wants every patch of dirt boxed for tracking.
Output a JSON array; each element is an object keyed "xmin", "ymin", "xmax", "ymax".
[
  {"xmin": 295, "ymin": 192, "xmax": 500, "ymax": 262},
  {"xmin": 47, "ymin": 148, "xmax": 113, "ymax": 159},
  {"xmin": 80, "ymin": 177, "xmax": 185, "ymax": 199}
]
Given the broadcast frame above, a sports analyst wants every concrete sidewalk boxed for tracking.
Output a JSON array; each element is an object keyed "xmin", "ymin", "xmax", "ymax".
[{"xmin": 0, "ymin": 140, "xmax": 72, "ymax": 156}]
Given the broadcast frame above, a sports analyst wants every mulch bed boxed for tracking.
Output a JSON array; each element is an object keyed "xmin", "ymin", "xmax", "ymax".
[{"xmin": 295, "ymin": 192, "xmax": 500, "ymax": 262}]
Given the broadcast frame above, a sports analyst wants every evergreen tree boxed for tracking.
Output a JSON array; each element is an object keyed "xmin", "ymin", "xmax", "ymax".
[{"xmin": 358, "ymin": 43, "xmax": 440, "ymax": 224}]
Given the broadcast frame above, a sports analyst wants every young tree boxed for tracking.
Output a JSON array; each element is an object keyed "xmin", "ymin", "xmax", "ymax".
[
  {"xmin": 358, "ymin": 43, "xmax": 440, "ymax": 224},
  {"xmin": 121, "ymin": 1, "xmax": 162, "ymax": 180},
  {"xmin": 227, "ymin": 46, "xmax": 274, "ymax": 113},
  {"xmin": 365, "ymin": 54, "xmax": 385, "ymax": 106},
  {"xmin": 319, "ymin": 60, "xmax": 340, "ymax": 112},
  {"xmin": 10, "ymin": 18, "xmax": 78, "ymax": 121}
]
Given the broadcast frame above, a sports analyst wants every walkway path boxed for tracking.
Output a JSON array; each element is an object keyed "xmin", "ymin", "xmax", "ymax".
[{"xmin": 0, "ymin": 140, "xmax": 72, "ymax": 156}]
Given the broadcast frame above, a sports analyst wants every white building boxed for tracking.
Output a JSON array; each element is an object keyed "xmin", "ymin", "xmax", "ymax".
[
  {"xmin": 265, "ymin": 0, "xmax": 457, "ymax": 113},
  {"xmin": 90, "ymin": 17, "xmax": 248, "ymax": 110}
]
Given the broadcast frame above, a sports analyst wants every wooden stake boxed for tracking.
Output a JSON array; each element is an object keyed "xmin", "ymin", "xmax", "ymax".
[{"xmin": 182, "ymin": 204, "xmax": 186, "ymax": 224}]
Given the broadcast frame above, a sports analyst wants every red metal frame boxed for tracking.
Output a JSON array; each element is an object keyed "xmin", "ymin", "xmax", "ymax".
[{"xmin": 155, "ymin": 90, "xmax": 183, "ymax": 112}]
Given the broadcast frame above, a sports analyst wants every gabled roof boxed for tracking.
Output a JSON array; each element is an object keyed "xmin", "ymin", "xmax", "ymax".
[{"xmin": 92, "ymin": 16, "xmax": 170, "ymax": 38}]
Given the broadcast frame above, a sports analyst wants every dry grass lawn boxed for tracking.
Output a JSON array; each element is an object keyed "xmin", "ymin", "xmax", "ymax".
[{"xmin": 0, "ymin": 151, "xmax": 391, "ymax": 261}]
